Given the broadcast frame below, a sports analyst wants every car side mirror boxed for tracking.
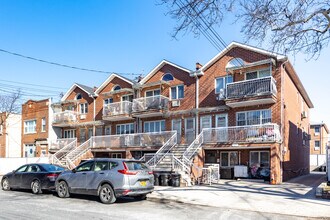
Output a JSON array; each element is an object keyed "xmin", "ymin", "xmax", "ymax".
[
  {"xmin": 72, "ymin": 168, "xmax": 76, "ymax": 173},
  {"xmin": 12, "ymin": 170, "xmax": 16, "ymax": 173}
]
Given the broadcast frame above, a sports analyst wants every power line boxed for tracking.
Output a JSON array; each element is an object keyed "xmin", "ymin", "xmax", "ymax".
[
  {"xmin": 0, "ymin": 48, "xmax": 140, "ymax": 76},
  {"xmin": 0, "ymin": 79, "xmax": 67, "ymax": 90}
]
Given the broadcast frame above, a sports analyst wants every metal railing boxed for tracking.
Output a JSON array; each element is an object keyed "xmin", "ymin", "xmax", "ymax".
[
  {"xmin": 202, "ymin": 123, "xmax": 281, "ymax": 143},
  {"xmin": 49, "ymin": 138, "xmax": 76, "ymax": 151},
  {"xmin": 144, "ymin": 131, "xmax": 177, "ymax": 167},
  {"xmin": 226, "ymin": 76, "xmax": 277, "ymax": 99},
  {"xmin": 132, "ymin": 95, "xmax": 169, "ymax": 112},
  {"xmin": 89, "ymin": 131, "xmax": 176, "ymax": 149},
  {"xmin": 183, "ymin": 131, "xmax": 204, "ymax": 160},
  {"xmin": 201, "ymin": 165, "xmax": 220, "ymax": 185},
  {"xmin": 103, "ymin": 101, "xmax": 132, "ymax": 117},
  {"xmin": 50, "ymin": 138, "xmax": 77, "ymax": 167},
  {"xmin": 53, "ymin": 110, "xmax": 79, "ymax": 124},
  {"xmin": 66, "ymin": 138, "xmax": 92, "ymax": 169}
]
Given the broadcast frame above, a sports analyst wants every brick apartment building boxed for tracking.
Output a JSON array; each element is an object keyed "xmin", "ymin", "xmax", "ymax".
[
  {"xmin": 21, "ymin": 99, "xmax": 58, "ymax": 157},
  {"xmin": 0, "ymin": 112, "xmax": 21, "ymax": 157},
  {"xmin": 310, "ymin": 123, "xmax": 329, "ymax": 155},
  {"xmin": 47, "ymin": 42, "xmax": 312, "ymax": 184}
]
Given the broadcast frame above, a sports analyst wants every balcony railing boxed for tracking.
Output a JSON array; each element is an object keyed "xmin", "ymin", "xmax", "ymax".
[
  {"xmin": 49, "ymin": 138, "xmax": 76, "ymax": 151},
  {"xmin": 132, "ymin": 95, "xmax": 169, "ymax": 113},
  {"xmin": 202, "ymin": 123, "xmax": 281, "ymax": 143},
  {"xmin": 89, "ymin": 131, "xmax": 176, "ymax": 149},
  {"xmin": 226, "ymin": 76, "xmax": 277, "ymax": 100},
  {"xmin": 53, "ymin": 110, "xmax": 78, "ymax": 124},
  {"xmin": 103, "ymin": 101, "xmax": 132, "ymax": 117}
]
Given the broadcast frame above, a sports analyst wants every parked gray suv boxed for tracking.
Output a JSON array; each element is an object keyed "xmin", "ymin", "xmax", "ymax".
[{"xmin": 55, "ymin": 158, "xmax": 154, "ymax": 204}]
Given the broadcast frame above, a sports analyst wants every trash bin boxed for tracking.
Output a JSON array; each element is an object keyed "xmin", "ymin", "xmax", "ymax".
[
  {"xmin": 160, "ymin": 173, "xmax": 169, "ymax": 186},
  {"xmin": 171, "ymin": 173, "xmax": 181, "ymax": 187},
  {"xmin": 153, "ymin": 173, "xmax": 160, "ymax": 186}
]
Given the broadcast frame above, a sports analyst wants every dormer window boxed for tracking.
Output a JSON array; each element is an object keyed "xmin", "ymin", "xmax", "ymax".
[
  {"xmin": 162, "ymin": 73, "xmax": 174, "ymax": 81},
  {"xmin": 113, "ymin": 85, "xmax": 121, "ymax": 91},
  {"xmin": 76, "ymin": 93, "xmax": 82, "ymax": 100}
]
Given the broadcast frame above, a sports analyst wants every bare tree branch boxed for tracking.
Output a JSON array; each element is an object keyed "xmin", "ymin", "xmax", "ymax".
[{"xmin": 0, "ymin": 90, "xmax": 21, "ymax": 126}]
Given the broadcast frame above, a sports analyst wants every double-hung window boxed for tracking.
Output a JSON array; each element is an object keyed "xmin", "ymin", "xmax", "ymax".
[
  {"xmin": 246, "ymin": 69, "xmax": 271, "ymax": 80},
  {"xmin": 144, "ymin": 120, "xmax": 165, "ymax": 133},
  {"xmin": 215, "ymin": 76, "xmax": 233, "ymax": 94},
  {"xmin": 116, "ymin": 123, "xmax": 134, "ymax": 134},
  {"xmin": 314, "ymin": 141, "xmax": 320, "ymax": 150},
  {"xmin": 146, "ymin": 89, "xmax": 160, "ymax": 97},
  {"xmin": 104, "ymin": 98, "xmax": 113, "ymax": 105},
  {"xmin": 220, "ymin": 151, "xmax": 239, "ymax": 167},
  {"xmin": 171, "ymin": 85, "xmax": 184, "ymax": 100},
  {"xmin": 236, "ymin": 109, "xmax": 271, "ymax": 126},
  {"xmin": 24, "ymin": 120, "xmax": 36, "ymax": 134},
  {"xmin": 80, "ymin": 103, "xmax": 88, "ymax": 114},
  {"xmin": 41, "ymin": 118, "xmax": 46, "ymax": 132},
  {"xmin": 314, "ymin": 126, "xmax": 320, "ymax": 135}
]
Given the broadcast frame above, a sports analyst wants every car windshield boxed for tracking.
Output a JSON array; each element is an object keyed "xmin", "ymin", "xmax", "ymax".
[
  {"xmin": 125, "ymin": 161, "xmax": 148, "ymax": 170},
  {"xmin": 41, "ymin": 164, "xmax": 65, "ymax": 172}
]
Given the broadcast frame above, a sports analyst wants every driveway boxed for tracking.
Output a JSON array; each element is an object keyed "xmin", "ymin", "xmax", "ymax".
[{"xmin": 148, "ymin": 172, "xmax": 330, "ymax": 218}]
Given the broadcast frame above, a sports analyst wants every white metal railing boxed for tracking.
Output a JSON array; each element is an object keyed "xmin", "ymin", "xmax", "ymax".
[
  {"xmin": 226, "ymin": 76, "xmax": 277, "ymax": 99},
  {"xmin": 89, "ymin": 131, "xmax": 176, "ymax": 149},
  {"xmin": 50, "ymin": 138, "xmax": 77, "ymax": 167},
  {"xmin": 53, "ymin": 110, "xmax": 79, "ymax": 124},
  {"xmin": 202, "ymin": 123, "xmax": 281, "ymax": 143},
  {"xmin": 183, "ymin": 131, "xmax": 204, "ymax": 160},
  {"xmin": 103, "ymin": 101, "xmax": 132, "ymax": 117},
  {"xmin": 145, "ymin": 131, "xmax": 177, "ymax": 167},
  {"xmin": 132, "ymin": 95, "xmax": 169, "ymax": 112},
  {"xmin": 201, "ymin": 165, "xmax": 220, "ymax": 185},
  {"xmin": 49, "ymin": 138, "xmax": 76, "ymax": 151},
  {"xmin": 66, "ymin": 138, "xmax": 92, "ymax": 169}
]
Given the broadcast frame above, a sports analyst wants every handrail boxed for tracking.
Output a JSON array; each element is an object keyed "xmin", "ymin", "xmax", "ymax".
[
  {"xmin": 103, "ymin": 101, "xmax": 132, "ymax": 116},
  {"xmin": 132, "ymin": 95, "xmax": 169, "ymax": 112},
  {"xmin": 50, "ymin": 138, "xmax": 77, "ymax": 167},
  {"xmin": 183, "ymin": 131, "xmax": 204, "ymax": 160},
  {"xmin": 66, "ymin": 137, "xmax": 93, "ymax": 168}
]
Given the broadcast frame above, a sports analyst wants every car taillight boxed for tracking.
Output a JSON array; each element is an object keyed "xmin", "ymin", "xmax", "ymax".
[
  {"xmin": 118, "ymin": 162, "xmax": 138, "ymax": 175},
  {"xmin": 148, "ymin": 171, "xmax": 153, "ymax": 175},
  {"xmin": 47, "ymin": 173, "xmax": 59, "ymax": 181}
]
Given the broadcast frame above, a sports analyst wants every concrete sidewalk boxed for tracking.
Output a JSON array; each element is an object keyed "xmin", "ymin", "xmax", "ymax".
[{"xmin": 148, "ymin": 172, "xmax": 330, "ymax": 218}]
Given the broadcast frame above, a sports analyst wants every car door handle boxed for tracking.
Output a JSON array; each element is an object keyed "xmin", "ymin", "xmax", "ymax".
[
  {"xmin": 99, "ymin": 172, "xmax": 104, "ymax": 174},
  {"xmin": 82, "ymin": 173, "xmax": 87, "ymax": 175}
]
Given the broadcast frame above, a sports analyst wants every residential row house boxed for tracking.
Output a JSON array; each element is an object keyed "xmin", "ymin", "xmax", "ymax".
[
  {"xmin": 310, "ymin": 123, "xmax": 329, "ymax": 155},
  {"xmin": 45, "ymin": 42, "xmax": 313, "ymax": 183}
]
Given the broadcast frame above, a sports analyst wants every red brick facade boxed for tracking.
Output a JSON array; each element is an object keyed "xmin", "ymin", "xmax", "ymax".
[{"xmin": 310, "ymin": 123, "xmax": 329, "ymax": 155}]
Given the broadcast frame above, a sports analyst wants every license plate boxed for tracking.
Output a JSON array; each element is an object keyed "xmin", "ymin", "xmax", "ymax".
[{"xmin": 140, "ymin": 181, "xmax": 147, "ymax": 187}]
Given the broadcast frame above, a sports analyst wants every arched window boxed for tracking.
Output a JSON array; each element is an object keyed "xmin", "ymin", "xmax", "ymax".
[
  {"xmin": 162, "ymin": 73, "xmax": 174, "ymax": 81},
  {"xmin": 113, "ymin": 85, "xmax": 121, "ymax": 91},
  {"xmin": 76, "ymin": 93, "xmax": 82, "ymax": 100},
  {"xmin": 226, "ymin": 58, "xmax": 245, "ymax": 69}
]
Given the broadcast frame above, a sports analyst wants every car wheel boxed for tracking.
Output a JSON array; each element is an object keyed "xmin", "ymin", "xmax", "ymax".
[
  {"xmin": 57, "ymin": 181, "xmax": 70, "ymax": 198},
  {"xmin": 1, "ymin": 178, "xmax": 10, "ymax": 191},
  {"xmin": 134, "ymin": 194, "xmax": 147, "ymax": 200},
  {"xmin": 31, "ymin": 180, "xmax": 42, "ymax": 194},
  {"xmin": 99, "ymin": 184, "xmax": 116, "ymax": 204}
]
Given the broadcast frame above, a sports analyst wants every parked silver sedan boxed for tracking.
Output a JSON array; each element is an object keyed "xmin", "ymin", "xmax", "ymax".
[{"xmin": 55, "ymin": 158, "xmax": 154, "ymax": 204}]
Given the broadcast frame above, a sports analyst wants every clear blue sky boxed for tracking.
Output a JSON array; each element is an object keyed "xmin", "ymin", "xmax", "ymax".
[{"xmin": 0, "ymin": 0, "xmax": 328, "ymax": 128}]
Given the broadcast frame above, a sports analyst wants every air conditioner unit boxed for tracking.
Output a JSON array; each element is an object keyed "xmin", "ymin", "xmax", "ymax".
[
  {"xmin": 217, "ymin": 89, "xmax": 226, "ymax": 100},
  {"xmin": 301, "ymin": 111, "xmax": 307, "ymax": 119},
  {"xmin": 80, "ymin": 114, "xmax": 86, "ymax": 120},
  {"xmin": 172, "ymin": 100, "xmax": 180, "ymax": 107}
]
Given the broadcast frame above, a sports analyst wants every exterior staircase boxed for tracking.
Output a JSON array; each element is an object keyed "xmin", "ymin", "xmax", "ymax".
[{"xmin": 50, "ymin": 138, "xmax": 77, "ymax": 168}]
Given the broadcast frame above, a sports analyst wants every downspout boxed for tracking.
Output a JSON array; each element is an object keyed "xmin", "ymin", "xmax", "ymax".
[
  {"xmin": 92, "ymin": 95, "xmax": 96, "ymax": 136},
  {"xmin": 195, "ymin": 75, "xmax": 199, "ymax": 138}
]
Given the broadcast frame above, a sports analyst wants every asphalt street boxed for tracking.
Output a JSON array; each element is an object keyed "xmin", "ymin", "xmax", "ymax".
[{"xmin": 0, "ymin": 189, "xmax": 323, "ymax": 220}]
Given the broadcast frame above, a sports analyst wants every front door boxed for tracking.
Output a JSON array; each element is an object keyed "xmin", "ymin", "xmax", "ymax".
[
  {"xmin": 172, "ymin": 119, "xmax": 182, "ymax": 143},
  {"xmin": 185, "ymin": 118, "xmax": 195, "ymax": 145},
  {"xmin": 216, "ymin": 114, "xmax": 228, "ymax": 142}
]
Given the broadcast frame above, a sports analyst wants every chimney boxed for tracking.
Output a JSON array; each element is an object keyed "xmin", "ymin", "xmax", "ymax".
[
  {"xmin": 93, "ymin": 86, "xmax": 98, "ymax": 92},
  {"xmin": 196, "ymin": 62, "xmax": 203, "ymax": 70}
]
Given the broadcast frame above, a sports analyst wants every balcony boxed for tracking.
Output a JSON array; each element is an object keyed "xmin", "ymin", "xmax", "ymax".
[
  {"xmin": 132, "ymin": 95, "xmax": 169, "ymax": 118},
  {"xmin": 89, "ymin": 131, "xmax": 176, "ymax": 150},
  {"xmin": 103, "ymin": 101, "xmax": 133, "ymax": 121},
  {"xmin": 225, "ymin": 77, "xmax": 277, "ymax": 108},
  {"xmin": 52, "ymin": 110, "xmax": 79, "ymax": 127},
  {"xmin": 202, "ymin": 123, "xmax": 281, "ymax": 144},
  {"xmin": 49, "ymin": 138, "xmax": 76, "ymax": 152}
]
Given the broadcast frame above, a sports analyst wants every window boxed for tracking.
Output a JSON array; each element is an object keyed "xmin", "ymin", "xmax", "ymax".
[
  {"xmin": 116, "ymin": 123, "xmax": 134, "ymax": 134},
  {"xmin": 76, "ymin": 161, "xmax": 94, "ymax": 172},
  {"xmin": 246, "ymin": 69, "xmax": 271, "ymax": 80},
  {"xmin": 104, "ymin": 98, "xmax": 113, "ymax": 105},
  {"xmin": 80, "ymin": 128, "xmax": 86, "ymax": 143},
  {"xmin": 94, "ymin": 161, "xmax": 109, "ymax": 171},
  {"xmin": 215, "ymin": 76, "xmax": 233, "ymax": 94},
  {"xmin": 220, "ymin": 152, "xmax": 238, "ymax": 167},
  {"xmin": 315, "ymin": 141, "xmax": 320, "ymax": 149},
  {"xmin": 315, "ymin": 126, "xmax": 320, "ymax": 135},
  {"xmin": 105, "ymin": 126, "xmax": 111, "ymax": 135},
  {"xmin": 113, "ymin": 85, "xmax": 121, "ymax": 91},
  {"xmin": 144, "ymin": 120, "xmax": 165, "ymax": 133},
  {"xmin": 80, "ymin": 103, "xmax": 88, "ymax": 114},
  {"xmin": 76, "ymin": 93, "xmax": 82, "ymax": 100},
  {"xmin": 111, "ymin": 153, "xmax": 122, "ymax": 158},
  {"xmin": 162, "ymin": 73, "xmax": 174, "ymax": 81},
  {"xmin": 236, "ymin": 109, "xmax": 271, "ymax": 126},
  {"xmin": 205, "ymin": 150, "xmax": 217, "ymax": 163},
  {"xmin": 146, "ymin": 89, "xmax": 160, "ymax": 97},
  {"xmin": 200, "ymin": 116, "xmax": 212, "ymax": 132},
  {"xmin": 64, "ymin": 129, "xmax": 76, "ymax": 138},
  {"xmin": 41, "ymin": 118, "xmax": 46, "ymax": 132},
  {"xmin": 171, "ymin": 85, "xmax": 184, "ymax": 100},
  {"xmin": 24, "ymin": 120, "xmax": 36, "ymax": 134},
  {"xmin": 27, "ymin": 165, "xmax": 41, "ymax": 173},
  {"xmin": 122, "ymin": 95, "xmax": 133, "ymax": 102},
  {"xmin": 16, "ymin": 165, "xmax": 28, "ymax": 173},
  {"xmin": 250, "ymin": 151, "xmax": 270, "ymax": 168}
]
